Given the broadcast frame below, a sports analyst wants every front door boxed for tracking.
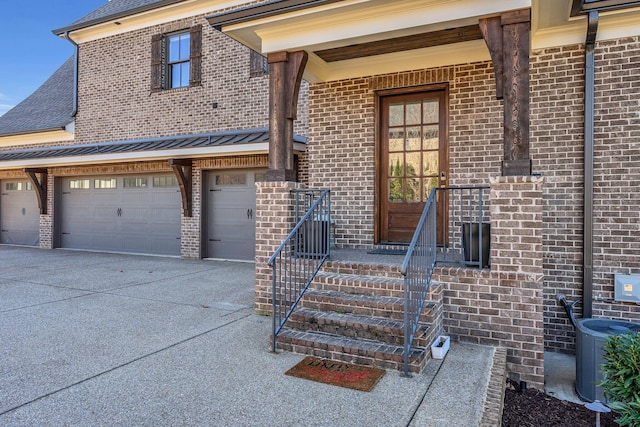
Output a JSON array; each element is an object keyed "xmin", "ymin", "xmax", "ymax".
[{"xmin": 379, "ymin": 89, "xmax": 448, "ymax": 243}]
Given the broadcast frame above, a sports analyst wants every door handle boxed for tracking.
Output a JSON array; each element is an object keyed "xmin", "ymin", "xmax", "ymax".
[{"xmin": 117, "ymin": 208, "xmax": 122, "ymax": 217}]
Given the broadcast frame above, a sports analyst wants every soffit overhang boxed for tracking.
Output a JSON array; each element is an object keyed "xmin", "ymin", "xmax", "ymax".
[
  {"xmin": 532, "ymin": 0, "xmax": 640, "ymax": 50},
  {"xmin": 210, "ymin": 0, "xmax": 531, "ymax": 82},
  {"xmin": 211, "ymin": 0, "xmax": 640, "ymax": 82},
  {"xmin": 53, "ymin": 0, "xmax": 250, "ymax": 44}
]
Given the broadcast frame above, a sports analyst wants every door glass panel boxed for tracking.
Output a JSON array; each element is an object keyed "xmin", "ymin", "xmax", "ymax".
[
  {"xmin": 389, "ymin": 103, "xmax": 404, "ymax": 126},
  {"xmin": 406, "ymin": 178, "xmax": 421, "ymax": 202},
  {"xmin": 406, "ymin": 101, "xmax": 421, "ymax": 125},
  {"xmin": 388, "ymin": 153, "xmax": 404, "ymax": 177},
  {"xmin": 388, "ymin": 179, "xmax": 403, "ymax": 202},
  {"xmin": 389, "ymin": 129, "xmax": 404, "ymax": 152},
  {"xmin": 423, "ymin": 99, "xmax": 439, "ymax": 123},
  {"xmin": 406, "ymin": 152, "xmax": 420, "ymax": 177},
  {"xmin": 405, "ymin": 126, "xmax": 421, "ymax": 151},
  {"xmin": 423, "ymin": 177, "xmax": 438, "ymax": 201},
  {"xmin": 423, "ymin": 125, "xmax": 439, "ymax": 150},
  {"xmin": 423, "ymin": 151, "xmax": 439, "ymax": 175}
]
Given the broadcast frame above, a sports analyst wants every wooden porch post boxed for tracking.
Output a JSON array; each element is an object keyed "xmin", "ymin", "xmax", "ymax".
[
  {"xmin": 480, "ymin": 9, "xmax": 531, "ymax": 176},
  {"xmin": 266, "ymin": 50, "xmax": 308, "ymax": 182}
]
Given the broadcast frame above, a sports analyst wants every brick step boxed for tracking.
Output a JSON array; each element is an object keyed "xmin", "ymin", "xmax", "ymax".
[
  {"xmin": 300, "ymin": 289, "xmax": 436, "ymax": 323},
  {"xmin": 288, "ymin": 307, "xmax": 430, "ymax": 347},
  {"xmin": 322, "ymin": 259, "xmax": 404, "ymax": 279},
  {"xmin": 275, "ymin": 328, "xmax": 429, "ymax": 373},
  {"xmin": 312, "ymin": 270, "xmax": 405, "ymax": 298}
]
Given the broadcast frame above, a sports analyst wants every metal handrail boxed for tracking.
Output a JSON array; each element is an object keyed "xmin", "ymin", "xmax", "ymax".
[
  {"xmin": 436, "ymin": 186, "xmax": 491, "ymax": 267},
  {"xmin": 400, "ymin": 186, "xmax": 490, "ymax": 375},
  {"xmin": 401, "ymin": 188, "xmax": 437, "ymax": 376},
  {"xmin": 269, "ymin": 189, "xmax": 331, "ymax": 352}
]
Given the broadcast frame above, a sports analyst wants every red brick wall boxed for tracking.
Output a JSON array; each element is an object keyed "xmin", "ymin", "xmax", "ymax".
[
  {"xmin": 308, "ymin": 64, "xmax": 502, "ymax": 248},
  {"xmin": 531, "ymin": 37, "xmax": 640, "ymax": 353},
  {"xmin": 437, "ymin": 176, "xmax": 545, "ymax": 389}
]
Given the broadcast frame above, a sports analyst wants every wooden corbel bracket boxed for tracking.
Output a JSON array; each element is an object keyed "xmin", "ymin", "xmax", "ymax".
[
  {"xmin": 23, "ymin": 168, "xmax": 48, "ymax": 214},
  {"xmin": 168, "ymin": 159, "xmax": 192, "ymax": 217}
]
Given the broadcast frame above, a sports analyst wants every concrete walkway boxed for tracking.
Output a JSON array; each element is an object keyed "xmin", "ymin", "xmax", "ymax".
[{"xmin": 0, "ymin": 246, "xmax": 497, "ymax": 426}]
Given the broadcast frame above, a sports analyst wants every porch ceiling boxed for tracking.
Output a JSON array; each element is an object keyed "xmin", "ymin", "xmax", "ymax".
[
  {"xmin": 209, "ymin": 0, "xmax": 531, "ymax": 83},
  {"xmin": 211, "ymin": 0, "xmax": 640, "ymax": 82}
]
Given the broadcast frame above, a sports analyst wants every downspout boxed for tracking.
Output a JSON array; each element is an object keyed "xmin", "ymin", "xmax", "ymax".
[
  {"xmin": 583, "ymin": 11, "xmax": 598, "ymax": 319},
  {"xmin": 63, "ymin": 31, "xmax": 79, "ymax": 117}
]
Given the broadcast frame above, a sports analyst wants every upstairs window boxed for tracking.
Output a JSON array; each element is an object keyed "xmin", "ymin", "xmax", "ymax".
[
  {"xmin": 168, "ymin": 33, "xmax": 190, "ymax": 88},
  {"xmin": 151, "ymin": 25, "xmax": 202, "ymax": 92}
]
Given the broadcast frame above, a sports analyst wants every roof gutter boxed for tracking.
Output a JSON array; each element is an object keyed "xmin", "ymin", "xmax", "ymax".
[
  {"xmin": 572, "ymin": 0, "xmax": 639, "ymax": 318},
  {"xmin": 583, "ymin": 11, "xmax": 598, "ymax": 319},
  {"xmin": 63, "ymin": 32, "xmax": 79, "ymax": 118},
  {"xmin": 207, "ymin": 0, "xmax": 342, "ymax": 29}
]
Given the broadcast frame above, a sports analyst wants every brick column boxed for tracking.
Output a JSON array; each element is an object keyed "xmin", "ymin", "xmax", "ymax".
[
  {"xmin": 180, "ymin": 166, "xmax": 201, "ymax": 259},
  {"xmin": 490, "ymin": 175, "xmax": 543, "ymax": 274},
  {"xmin": 39, "ymin": 173, "xmax": 55, "ymax": 249},
  {"xmin": 490, "ymin": 175, "xmax": 544, "ymax": 388},
  {"xmin": 254, "ymin": 181, "xmax": 304, "ymax": 314}
]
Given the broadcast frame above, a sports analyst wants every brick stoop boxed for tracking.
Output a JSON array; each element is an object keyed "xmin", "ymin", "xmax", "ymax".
[{"xmin": 274, "ymin": 258, "xmax": 440, "ymax": 374}]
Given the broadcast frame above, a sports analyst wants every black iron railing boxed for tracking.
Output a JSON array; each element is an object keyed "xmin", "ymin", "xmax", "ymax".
[
  {"xmin": 436, "ymin": 186, "xmax": 491, "ymax": 268},
  {"xmin": 269, "ymin": 189, "xmax": 331, "ymax": 352},
  {"xmin": 401, "ymin": 188, "xmax": 437, "ymax": 376},
  {"xmin": 401, "ymin": 186, "xmax": 490, "ymax": 375}
]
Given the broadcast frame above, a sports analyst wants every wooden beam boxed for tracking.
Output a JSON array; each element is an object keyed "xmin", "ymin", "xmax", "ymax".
[
  {"xmin": 267, "ymin": 50, "xmax": 308, "ymax": 182},
  {"xmin": 480, "ymin": 9, "xmax": 531, "ymax": 176},
  {"xmin": 23, "ymin": 168, "xmax": 47, "ymax": 215},
  {"xmin": 315, "ymin": 25, "xmax": 483, "ymax": 63},
  {"xmin": 168, "ymin": 159, "xmax": 192, "ymax": 217},
  {"xmin": 502, "ymin": 12, "xmax": 531, "ymax": 176}
]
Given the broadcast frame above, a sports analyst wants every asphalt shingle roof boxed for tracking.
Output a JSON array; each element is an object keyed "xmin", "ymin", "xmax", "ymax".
[
  {"xmin": 53, "ymin": 0, "xmax": 184, "ymax": 35},
  {"xmin": 0, "ymin": 57, "xmax": 75, "ymax": 136}
]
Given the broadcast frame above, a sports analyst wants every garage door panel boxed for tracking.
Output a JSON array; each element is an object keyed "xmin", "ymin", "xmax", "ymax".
[
  {"xmin": 1, "ymin": 180, "xmax": 40, "ymax": 246},
  {"xmin": 59, "ymin": 174, "xmax": 180, "ymax": 255},
  {"xmin": 206, "ymin": 170, "xmax": 262, "ymax": 261}
]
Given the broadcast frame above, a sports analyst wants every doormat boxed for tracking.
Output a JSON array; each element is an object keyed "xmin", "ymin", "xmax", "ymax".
[
  {"xmin": 366, "ymin": 249, "xmax": 406, "ymax": 255},
  {"xmin": 285, "ymin": 356, "xmax": 385, "ymax": 392}
]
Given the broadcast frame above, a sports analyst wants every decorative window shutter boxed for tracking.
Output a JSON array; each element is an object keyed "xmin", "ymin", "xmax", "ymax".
[
  {"xmin": 150, "ymin": 33, "xmax": 163, "ymax": 92},
  {"xmin": 250, "ymin": 50, "xmax": 268, "ymax": 77},
  {"xmin": 189, "ymin": 24, "xmax": 202, "ymax": 87}
]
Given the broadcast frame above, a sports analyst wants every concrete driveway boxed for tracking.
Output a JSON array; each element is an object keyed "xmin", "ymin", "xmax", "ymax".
[{"xmin": 0, "ymin": 246, "xmax": 471, "ymax": 426}]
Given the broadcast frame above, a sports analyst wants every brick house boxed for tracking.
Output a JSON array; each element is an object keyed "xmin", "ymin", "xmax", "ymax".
[
  {"xmin": 2, "ymin": 0, "xmax": 639, "ymax": 390},
  {"xmin": 0, "ymin": 0, "xmax": 308, "ymax": 261},
  {"xmin": 207, "ymin": 0, "xmax": 640, "ymax": 388}
]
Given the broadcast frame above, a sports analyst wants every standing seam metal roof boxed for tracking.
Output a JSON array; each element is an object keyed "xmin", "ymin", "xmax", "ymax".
[{"xmin": 0, "ymin": 129, "xmax": 306, "ymax": 162}]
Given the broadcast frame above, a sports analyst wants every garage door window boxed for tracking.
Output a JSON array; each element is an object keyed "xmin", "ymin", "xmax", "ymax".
[
  {"xmin": 215, "ymin": 173, "xmax": 246, "ymax": 185},
  {"xmin": 5, "ymin": 182, "xmax": 22, "ymax": 191},
  {"xmin": 153, "ymin": 176, "xmax": 178, "ymax": 187},
  {"xmin": 95, "ymin": 178, "xmax": 117, "ymax": 189},
  {"xmin": 70, "ymin": 179, "xmax": 90, "ymax": 189},
  {"xmin": 123, "ymin": 177, "xmax": 148, "ymax": 188}
]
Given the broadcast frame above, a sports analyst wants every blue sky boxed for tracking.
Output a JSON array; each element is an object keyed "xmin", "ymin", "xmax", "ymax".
[{"xmin": 0, "ymin": 0, "xmax": 106, "ymax": 116}]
